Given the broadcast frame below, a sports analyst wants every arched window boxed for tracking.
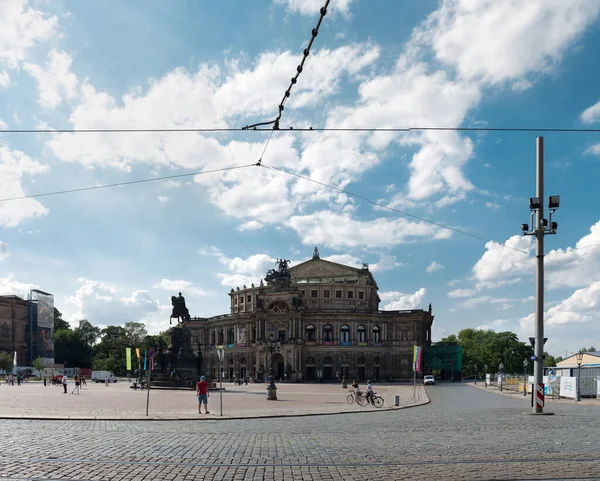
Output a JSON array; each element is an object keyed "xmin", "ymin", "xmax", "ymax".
[
  {"xmin": 323, "ymin": 356, "xmax": 333, "ymax": 365},
  {"xmin": 305, "ymin": 324, "xmax": 315, "ymax": 342},
  {"xmin": 268, "ymin": 301, "xmax": 289, "ymax": 313},
  {"xmin": 218, "ymin": 329, "xmax": 224, "ymax": 345},
  {"xmin": 372, "ymin": 325, "xmax": 381, "ymax": 343},
  {"xmin": 357, "ymin": 324, "xmax": 366, "ymax": 342},
  {"xmin": 252, "ymin": 327, "xmax": 257, "ymax": 343},
  {"xmin": 340, "ymin": 324, "xmax": 350, "ymax": 343},
  {"xmin": 227, "ymin": 328, "xmax": 235, "ymax": 344},
  {"xmin": 373, "ymin": 357, "xmax": 380, "ymax": 365},
  {"xmin": 358, "ymin": 356, "xmax": 366, "ymax": 365},
  {"xmin": 240, "ymin": 358, "xmax": 246, "ymax": 365},
  {"xmin": 323, "ymin": 324, "xmax": 333, "ymax": 342},
  {"xmin": 211, "ymin": 330, "xmax": 216, "ymax": 345},
  {"xmin": 306, "ymin": 356, "xmax": 315, "ymax": 365}
]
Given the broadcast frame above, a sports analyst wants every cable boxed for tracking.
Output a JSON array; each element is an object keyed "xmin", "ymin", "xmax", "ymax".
[
  {"xmin": 572, "ymin": 242, "xmax": 600, "ymax": 251},
  {"xmin": 260, "ymin": 163, "xmax": 529, "ymax": 254},
  {"xmin": 2, "ymin": 126, "xmax": 600, "ymax": 134},
  {"xmin": 243, "ymin": 0, "xmax": 330, "ymax": 131},
  {"xmin": 0, "ymin": 164, "xmax": 257, "ymax": 203}
]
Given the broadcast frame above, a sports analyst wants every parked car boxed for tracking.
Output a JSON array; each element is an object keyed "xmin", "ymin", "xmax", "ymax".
[{"xmin": 423, "ymin": 375, "xmax": 435, "ymax": 385}]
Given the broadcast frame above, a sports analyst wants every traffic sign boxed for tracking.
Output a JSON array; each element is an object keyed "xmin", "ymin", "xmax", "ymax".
[
  {"xmin": 530, "ymin": 355, "xmax": 537, "ymax": 361},
  {"xmin": 529, "ymin": 337, "xmax": 548, "ymax": 348}
]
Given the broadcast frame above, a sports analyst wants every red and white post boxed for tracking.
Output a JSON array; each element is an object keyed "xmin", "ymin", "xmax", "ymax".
[{"xmin": 536, "ymin": 383, "xmax": 545, "ymax": 410}]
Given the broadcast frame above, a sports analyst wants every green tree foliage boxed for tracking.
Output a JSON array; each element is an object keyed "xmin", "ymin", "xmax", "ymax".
[
  {"xmin": 580, "ymin": 346, "xmax": 597, "ymax": 352},
  {"xmin": 441, "ymin": 329, "xmax": 534, "ymax": 376},
  {"xmin": 124, "ymin": 322, "xmax": 148, "ymax": 346},
  {"xmin": 55, "ymin": 329, "xmax": 91, "ymax": 368},
  {"xmin": 54, "ymin": 308, "xmax": 70, "ymax": 331},
  {"xmin": 0, "ymin": 351, "xmax": 13, "ymax": 372},
  {"xmin": 32, "ymin": 356, "xmax": 45, "ymax": 375}
]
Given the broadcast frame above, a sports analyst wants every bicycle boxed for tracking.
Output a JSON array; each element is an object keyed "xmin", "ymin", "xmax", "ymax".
[
  {"xmin": 363, "ymin": 392, "xmax": 385, "ymax": 408},
  {"xmin": 346, "ymin": 390, "xmax": 364, "ymax": 405}
]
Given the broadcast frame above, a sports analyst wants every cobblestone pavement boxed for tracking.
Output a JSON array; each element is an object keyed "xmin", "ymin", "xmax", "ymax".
[
  {"xmin": 1, "ymin": 383, "xmax": 600, "ymax": 480},
  {"xmin": 0, "ymin": 382, "xmax": 424, "ymax": 419}
]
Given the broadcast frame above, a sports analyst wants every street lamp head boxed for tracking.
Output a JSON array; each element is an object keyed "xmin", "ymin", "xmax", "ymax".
[
  {"xmin": 523, "ymin": 359, "xmax": 529, "ymax": 367},
  {"xmin": 521, "ymin": 223, "xmax": 529, "ymax": 233},
  {"xmin": 548, "ymin": 195, "xmax": 560, "ymax": 209},
  {"xmin": 529, "ymin": 197, "xmax": 540, "ymax": 210},
  {"xmin": 541, "ymin": 218, "xmax": 548, "ymax": 228},
  {"xmin": 499, "ymin": 363, "xmax": 504, "ymax": 370},
  {"xmin": 576, "ymin": 351, "xmax": 584, "ymax": 366},
  {"xmin": 551, "ymin": 221, "xmax": 558, "ymax": 231}
]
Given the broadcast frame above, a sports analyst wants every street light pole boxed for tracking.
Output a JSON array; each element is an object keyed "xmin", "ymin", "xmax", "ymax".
[
  {"xmin": 263, "ymin": 334, "xmax": 281, "ymax": 400},
  {"xmin": 521, "ymin": 137, "xmax": 559, "ymax": 414},
  {"xmin": 499, "ymin": 363, "xmax": 504, "ymax": 392},
  {"xmin": 474, "ymin": 364, "xmax": 478, "ymax": 385},
  {"xmin": 576, "ymin": 351, "xmax": 583, "ymax": 402},
  {"xmin": 484, "ymin": 364, "xmax": 488, "ymax": 388}
]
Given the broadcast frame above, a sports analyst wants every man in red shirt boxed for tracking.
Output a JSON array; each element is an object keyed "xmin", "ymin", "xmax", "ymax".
[{"xmin": 196, "ymin": 375, "xmax": 209, "ymax": 414}]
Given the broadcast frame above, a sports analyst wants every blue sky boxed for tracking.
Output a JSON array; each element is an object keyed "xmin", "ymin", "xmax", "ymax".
[{"xmin": 1, "ymin": 0, "xmax": 600, "ymax": 359}]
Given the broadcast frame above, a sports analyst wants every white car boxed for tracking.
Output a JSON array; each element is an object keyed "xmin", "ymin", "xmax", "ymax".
[{"xmin": 423, "ymin": 375, "xmax": 435, "ymax": 385}]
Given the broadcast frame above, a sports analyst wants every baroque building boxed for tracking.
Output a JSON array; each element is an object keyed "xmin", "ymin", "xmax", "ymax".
[
  {"xmin": 187, "ymin": 249, "xmax": 434, "ymax": 381},
  {"xmin": 0, "ymin": 295, "xmax": 29, "ymax": 366}
]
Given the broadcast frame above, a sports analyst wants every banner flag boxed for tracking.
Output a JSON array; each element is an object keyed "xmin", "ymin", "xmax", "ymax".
[
  {"xmin": 126, "ymin": 348, "xmax": 132, "ymax": 371},
  {"xmin": 135, "ymin": 348, "xmax": 140, "ymax": 359},
  {"xmin": 413, "ymin": 345, "xmax": 422, "ymax": 372},
  {"xmin": 143, "ymin": 349, "xmax": 147, "ymax": 371}
]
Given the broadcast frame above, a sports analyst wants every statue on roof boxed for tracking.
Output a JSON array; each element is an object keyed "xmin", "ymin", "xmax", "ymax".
[
  {"xmin": 428, "ymin": 303, "xmax": 432, "ymax": 314},
  {"xmin": 361, "ymin": 263, "xmax": 369, "ymax": 270},
  {"xmin": 265, "ymin": 258, "xmax": 291, "ymax": 291},
  {"xmin": 313, "ymin": 246, "xmax": 320, "ymax": 259}
]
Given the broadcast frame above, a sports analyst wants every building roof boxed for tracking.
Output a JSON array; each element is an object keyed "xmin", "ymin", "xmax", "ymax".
[{"xmin": 557, "ymin": 352, "xmax": 600, "ymax": 367}]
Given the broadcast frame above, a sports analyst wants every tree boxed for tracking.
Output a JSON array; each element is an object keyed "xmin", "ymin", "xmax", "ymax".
[
  {"xmin": 55, "ymin": 330, "xmax": 90, "ymax": 368},
  {"xmin": 124, "ymin": 322, "xmax": 148, "ymax": 346},
  {"xmin": 580, "ymin": 346, "xmax": 597, "ymax": 352},
  {"xmin": 0, "ymin": 352, "xmax": 13, "ymax": 373},
  {"xmin": 32, "ymin": 356, "xmax": 45, "ymax": 374},
  {"xmin": 544, "ymin": 353, "xmax": 560, "ymax": 367},
  {"xmin": 54, "ymin": 308, "xmax": 71, "ymax": 332}
]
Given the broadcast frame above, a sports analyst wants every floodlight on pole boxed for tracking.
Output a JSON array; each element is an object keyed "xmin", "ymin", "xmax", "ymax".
[
  {"xmin": 529, "ymin": 197, "xmax": 540, "ymax": 210},
  {"xmin": 548, "ymin": 195, "xmax": 560, "ymax": 209},
  {"xmin": 576, "ymin": 351, "xmax": 583, "ymax": 402}
]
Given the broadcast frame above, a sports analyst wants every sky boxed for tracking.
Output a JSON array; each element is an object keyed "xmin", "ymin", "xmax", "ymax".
[{"xmin": 1, "ymin": 0, "xmax": 600, "ymax": 359}]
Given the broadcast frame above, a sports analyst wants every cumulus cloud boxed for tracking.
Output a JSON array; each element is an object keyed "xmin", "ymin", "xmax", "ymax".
[
  {"xmin": 201, "ymin": 248, "xmax": 277, "ymax": 288},
  {"xmin": 0, "ymin": 273, "xmax": 37, "ymax": 296},
  {"xmin": 381, "ymin": 288, "xmax": 427, "ymax": 310},
  {"xmin": 153, "ymin": 279, "xmax": 207, "ymax": 296},
  {"xmin": 581, "ymin": 100, "xmax": 600, "ymax": 124},
  {"xmin": 426, "ymin": 261, "xmax": 444, "ymax": 274},
  {"xmin": 324, "ymin": 253, "xmax": 404, "ymax": 272},
  {"xmin": 0, "ymin": 241, "xmax": 8, "ymax": 261},
  {"xmin": 472, "ymin": 235, "xmax": 533, "ymax": 283},
  {"xmin": 447, "ymin": 288, "xmax": 476, "ymax": 298},
  {"xmin": 0, "ymin": 143, "xmax": 49, "ymax": 227},
  {"xmin": 274, "ymin": 0, "xmax": 356, "ymax": 16},
  {"xmin": 23, "ymin": 50, "xmax": 79, "ymax": 108}
]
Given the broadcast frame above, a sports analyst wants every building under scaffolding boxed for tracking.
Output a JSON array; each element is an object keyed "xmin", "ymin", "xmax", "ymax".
[{"xmin": 423, "ymin": 342, "xmax": 463, "ymax": 381}]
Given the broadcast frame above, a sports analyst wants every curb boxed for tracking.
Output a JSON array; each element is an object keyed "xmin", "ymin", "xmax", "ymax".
[{"xmin": 0, "ymin": 394, "xmax": 430, "ymax": 422}]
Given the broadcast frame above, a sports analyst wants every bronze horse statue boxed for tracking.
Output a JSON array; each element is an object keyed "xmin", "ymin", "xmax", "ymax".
[{"xmin": 170, "ymin": 292, "xmax": 191, "ymax": 325}]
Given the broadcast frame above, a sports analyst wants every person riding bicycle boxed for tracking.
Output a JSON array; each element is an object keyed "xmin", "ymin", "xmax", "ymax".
[{"xmin": 365, "ymin": 380, "xmax": 375, "ymax": 405}]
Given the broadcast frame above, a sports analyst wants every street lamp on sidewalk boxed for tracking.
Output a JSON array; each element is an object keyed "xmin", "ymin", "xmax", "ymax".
[
  {"xmin": 576, "ymin": 351, "xmax": 584, "ymax": 402},
  {"xmin": 484, "ymin": 364, "xmax": 488, "ymax": 388},
  {"xmin": 499, "ymin": 363, "xmax": 504, "ymax": 392},
  {"xmin": 262, "ymin": 334, "xmax": 281, "ymax": 400},
  {"xmin": 474, "ymin": 364, "xmax": 478, "ymax": 385},
  {"xmin": 523, "ymin": 359, "xmax": 529, "ymax": 397}
]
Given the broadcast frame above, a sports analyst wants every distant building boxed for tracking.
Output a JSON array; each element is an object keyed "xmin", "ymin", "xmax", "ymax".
[
  {"xmin": 556, "ymin": 352, "xmax": 600, "ymax": 368},
  {"xmin": 423, "ymin": 342, "xmax": 463, "ymax": 381},
  {"xmin": 187, "ymin": 251, "xmax": 434, "ymax": 381},
  {"xmin": 0, "ymin": 289, "xmax": 55, "ymax": 366}
]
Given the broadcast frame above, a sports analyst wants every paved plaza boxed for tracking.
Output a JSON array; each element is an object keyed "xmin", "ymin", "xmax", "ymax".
[
  {"xmin": 0, "ymin": 381, "xmax": 423, "ymax": 419},
  {"xmin": 1, "ymin": 383, "xmax": 600, "ymax": 480}
]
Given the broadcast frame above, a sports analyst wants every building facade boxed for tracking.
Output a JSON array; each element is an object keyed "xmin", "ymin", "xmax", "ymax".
[
  {"xmin": 0, "ymin": 295, "xmax": 29, "ymax": 366},
  {"xmin": 187, "ymin": 250, "xmax": 434, "ymax": 382},
  {"xmin": 0, "ymin": 290, "xmax": 55, "ymax": 366}
]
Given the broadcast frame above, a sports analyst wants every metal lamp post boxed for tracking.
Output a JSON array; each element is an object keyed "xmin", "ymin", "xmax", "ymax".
[
  {"xmin": 341, "ymin": 354, "xmax": 349, "ymax": 388},
  {"xmin": 262, "ymin": 334, "xmax": 281, "ymax": 400},
  {"xmin": 474, "ymin": 364, "xmax": 478, "ymax": 385},
  {"xmin": 484, "ymin": 364, "xmax": 488, "ymax": 388},
  {"xmin": 523, "ymin": 359, "xmax": 529, "ymax": 396},
  {"xmin": 499, "ymin": 363, "xmax": 504, "ymax": 392},
  {"xmin": 576, "ymin": 351, "xmax": 584, "ymax": 402}
]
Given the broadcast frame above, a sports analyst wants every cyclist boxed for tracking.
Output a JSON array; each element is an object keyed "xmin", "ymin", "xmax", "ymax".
[{"xmin": 365, "ymin": 380, "xmax": 375, "ymax": 405}]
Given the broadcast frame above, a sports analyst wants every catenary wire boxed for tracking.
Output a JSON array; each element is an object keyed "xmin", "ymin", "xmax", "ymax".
[
  {"xmin": 243, "ymin": 0, "xmax": 330, "ymax": 131},
  {"xmin": 0, "ymin": 164, "xmax": 257, "ymax": 203},
  {"xmin": 3, "ymin": 126, "xmax": 600, "ymax": 134},
  {"xmin": 260, "ymin": 163, "xmax": 529, "ymax": 254}
]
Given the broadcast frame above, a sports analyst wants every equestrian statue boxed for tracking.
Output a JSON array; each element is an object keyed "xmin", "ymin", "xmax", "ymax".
[{"xmin": 170, "ymin": 292, "xmax": 191, "ymax": 325}]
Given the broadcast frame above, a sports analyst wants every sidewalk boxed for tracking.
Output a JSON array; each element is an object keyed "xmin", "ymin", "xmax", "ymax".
[
  {"xmin": 468, "ymin": 381, "xmax": 600, "ymax": 406},
  {"xmin": 0, "ymin": 382, "xmax": 429, "ymax": 420}
]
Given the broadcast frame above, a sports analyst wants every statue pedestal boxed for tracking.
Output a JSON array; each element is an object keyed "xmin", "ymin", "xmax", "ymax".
[{"xmin": 266, "ymin": 386, "xmax": 278, "ymax": 401}]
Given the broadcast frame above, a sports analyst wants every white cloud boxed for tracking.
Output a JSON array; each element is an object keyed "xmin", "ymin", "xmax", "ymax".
[
  {"xmin": 288, "ymin": 211, "xmax": 452, "ymax": 248},
  {"xmin": 214, "ymin": 252, "xmax": 276, "ymax": 288},
  {"xmin": 65, "ymin": 278, "xmax": 162, "ymax": 329},
  {"xmin": 585, "ymin": 143, "xmax": 600, "ymax": 156},
  {"xmin": 0, "ymin": 0, "xmax": 58, "ymax": 75},
  {"xmin": 24, "ymin": 49, "xmax": 78, "ymax": 108},
  {"xmin": 0, "ymin": 143, "xmax": 49, "ymax": 227},
  {"xmin": 237, "ymin": 220, "xmax": 264, "ymax": 231},
  {"xmin": 275, "ymin": 0, "xmax": 356, "ymax": 16},
  {"xmin": 322, "ymin": 253, "xmax": 403, "ymax": 273},
  {"xmin": 157, "ymin": 195, "xmax": 169, "ymax": 203},
  {"xmin": 381, "ymin": 288, "xmax": 427, "ymax": 311},
  {"xmin": 423, "ymin": 0, "xmax": 600, "ymax": 87},
  {"xmin": 426, "ymin": 261, "xmax": 444, "ymax": 274},
  {"xmin": 0, "ymin": 273, "xmax": 36, "ymax": 296},
  {"xmin": 0, "ymin": 118, "xmax": 7, "ymax": 129},
  {"xmin": 0, "ymin": 241, "xmax": 7, "ymax": 261},
  {"xmin": 153, "ymin": 279, "xmax": 207, "ymax": 296},
  {"xmin": 472, "ymin": 235, "xmax": 532, "ymax": 282},
  {"xmin": 0, "ymin": 70, "xmax": 8, "ymax": 87},
  {"xmin": 581, "ymin": 100, "xmax": 600, "ymax": 124},
  {"xmin": 447, "ymin": 288, "xmax": 476, "ymax": 298}
]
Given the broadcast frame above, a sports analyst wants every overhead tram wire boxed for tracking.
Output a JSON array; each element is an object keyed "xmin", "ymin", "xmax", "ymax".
[
  {"xmin": 0, "ymin": 164, "xmax": 257, "ymax": 203},
  {"xmin": 3, "ymin": 126, "xmax": 600, "ymax": 134},
  {"xmin": 260, "ymin": 163, "xmax": 529, "ymax": 254},
  {"xmin": 248, "ymin": 0, "xmax": 331, "ymax": 166}
]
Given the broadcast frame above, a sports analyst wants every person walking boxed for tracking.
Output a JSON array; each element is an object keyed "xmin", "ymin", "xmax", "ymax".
[
  {"xmin": 62, "ymin": 373, "xmax": 68, "ymax": 394},
  {"xmin": 71, "ymin": 375, "xmax": 80, "ymax": 395},
  {"xmin": 196, "ymin": 376, "xmax": 210, "ymax": 414},
  {"xmin": 81, "ymin": 376, "xmax": 87, "ymax": 388},
  {"xmin": 365, "ymin": 380, "xmax": 375, "ymax": 405},
  {"xmin": 43, "ymin": 376, "xmax": 47, "ymax": 387}
]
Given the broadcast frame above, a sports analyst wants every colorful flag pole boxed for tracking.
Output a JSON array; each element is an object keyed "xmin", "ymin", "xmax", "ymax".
[
  {"xmin": 125, "ymin": 348, "xmax": 132, "ymax": 371},
  {"xmin": 143, "ymin": 349, "xmax": 147, "ymax": 371}
]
